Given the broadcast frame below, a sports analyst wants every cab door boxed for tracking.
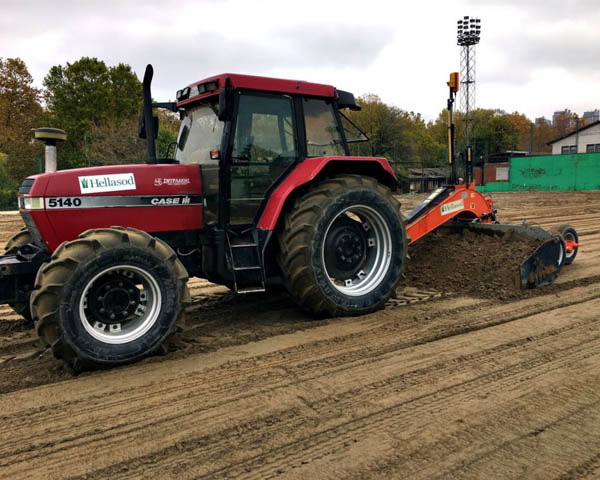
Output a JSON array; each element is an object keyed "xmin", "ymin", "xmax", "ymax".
[{"xmin": 228, "ymin": 92, "xmax": 298, "ymax": 226}]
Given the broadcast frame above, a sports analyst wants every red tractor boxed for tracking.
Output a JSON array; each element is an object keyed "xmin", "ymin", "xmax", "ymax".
[{"xmin": 1, "ymin": 66, "xmax": 577, "ymax": 371}]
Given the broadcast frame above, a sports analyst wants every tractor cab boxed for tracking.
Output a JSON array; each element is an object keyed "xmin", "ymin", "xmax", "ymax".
[{"xmin": 168, "ymin": 73, "xmax": 367, "ymax": 230}]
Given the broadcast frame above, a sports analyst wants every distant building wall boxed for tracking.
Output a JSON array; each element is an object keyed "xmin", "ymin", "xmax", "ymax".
[
  {"xmin": 477, "ymin": 153, "xmax": 600, "ymax": 192},
  {"xmin": 473, "ymin": 162, "xmax": 509, "ymax": 185},
  {"xmin": 550, "ymin": 123, "xmax": 600, "ymax": 154}
]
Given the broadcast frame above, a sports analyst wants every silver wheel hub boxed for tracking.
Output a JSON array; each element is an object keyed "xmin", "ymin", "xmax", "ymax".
[
  {"xmin": 322, "ymin": 204, "xmax": 393, "ymax": 297},
  {"xmin": 564, "ymin": 232, "xmax": 576, "ymax": 259},
  {"xmin": 79, "ymin": 265, "xmax": 162, "ymax": 344}
]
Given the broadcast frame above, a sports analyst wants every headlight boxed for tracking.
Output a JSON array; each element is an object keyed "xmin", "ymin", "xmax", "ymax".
[{"xmin": 22, "ymin": 197, "xmax": 45, "ymax": 210}]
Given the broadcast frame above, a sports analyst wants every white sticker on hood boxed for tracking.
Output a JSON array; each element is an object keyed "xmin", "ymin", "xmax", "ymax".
[{"xmin": 79, "ymin": 173, "xmax": 136, "ymax": 194}]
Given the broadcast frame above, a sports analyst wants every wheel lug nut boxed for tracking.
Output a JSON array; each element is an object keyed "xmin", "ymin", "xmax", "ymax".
[
  {"xmin": 97, "ymin": 296, "xmax": 103, "ymax": 301},
  {"xmin": 130, "ymin": 300, "xmax": 136, "ymax": 305},
  {"xmin": 99, "ymin": 308, "xmax": 105, "ymax": 313},
  {"xmin": 110, "ymin": 313, "xmax": 115, "ymax": 320}
]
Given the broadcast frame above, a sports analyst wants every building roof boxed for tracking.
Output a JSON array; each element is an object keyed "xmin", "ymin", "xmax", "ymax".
[{"xmin": 547, "ymin": 120, "xmax": 600, "ymax": 145}]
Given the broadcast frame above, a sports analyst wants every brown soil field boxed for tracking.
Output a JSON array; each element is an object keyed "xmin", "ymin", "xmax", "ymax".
[{"xmin": 1, "ymin": 190, "xmax": 599, "ymax": 479}]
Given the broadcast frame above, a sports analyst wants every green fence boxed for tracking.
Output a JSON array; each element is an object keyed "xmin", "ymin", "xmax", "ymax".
[{"xmin": 477, "ymin": 153, "xmax": 600, "ymax": 192}]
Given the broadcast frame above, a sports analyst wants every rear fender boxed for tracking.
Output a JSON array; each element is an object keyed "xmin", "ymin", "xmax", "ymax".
[{"xmin": 257, "ymin": 156, "xmax": 397, "ymax": 231}]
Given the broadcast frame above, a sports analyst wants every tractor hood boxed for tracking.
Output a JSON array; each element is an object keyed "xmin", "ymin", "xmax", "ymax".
[
  {"xmin": 17, "ymin": 163, "xmax": 204, "ymax": 252},
  {"xmin": 21, "ymin": 164, "xmax": 201, "ymax": 198}
]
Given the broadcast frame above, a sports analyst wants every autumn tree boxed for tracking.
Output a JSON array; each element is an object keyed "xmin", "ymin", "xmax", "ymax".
[
  {"xmin": 346, "ymin": 95, "xmax": 445, "ymax": 176},
  {"xmin": 553, "ymin": 110, "xmax": 576, "ymax": 137},
  {"xmin": 531, "ymin": 118, "xmax": 554, "ymax": 154},
  {"xmin": 0, "ymin": 57, "xmax": 44, "ymax": 182},
  {"xmin": 506, "ymin": 112, "xmax": 533, "ymax": 151}
]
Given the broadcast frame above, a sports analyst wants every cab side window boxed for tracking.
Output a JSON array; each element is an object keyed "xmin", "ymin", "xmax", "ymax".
[
  {"xmin": 303, "ymin": 99, "xmax": 345, "ymax": 157},
  {"xmin": 229, "ymin": 92, "xmax": 297, "ymax": 225}
]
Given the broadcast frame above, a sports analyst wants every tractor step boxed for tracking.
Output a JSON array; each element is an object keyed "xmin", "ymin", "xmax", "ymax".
[
  {"xmin": 236, "ymin": 287, "xmax": 267, "ymax": 294},
  {"xmin": 226, "ymin": 230, "xmax": 266, "ymax": 293}
]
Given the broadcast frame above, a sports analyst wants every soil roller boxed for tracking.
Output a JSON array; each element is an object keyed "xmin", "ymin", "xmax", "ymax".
[{"xmin": 404, "ymin": 183, "xmax": 579, "ymax": 289}]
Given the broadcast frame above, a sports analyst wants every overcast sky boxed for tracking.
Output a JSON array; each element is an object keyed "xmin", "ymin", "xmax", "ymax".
[{"xmin": 1, "ymin": 0, "xmax": 598, "ymax": 121}]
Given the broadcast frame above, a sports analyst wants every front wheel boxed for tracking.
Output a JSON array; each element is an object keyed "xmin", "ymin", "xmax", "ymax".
[
  {"xmin": 278, "ymin": 175, "xmax": 406, "ymax": 317},
  {"xmin": 31, "ymin": 227, "xmax": 190, "ymax": 370}
]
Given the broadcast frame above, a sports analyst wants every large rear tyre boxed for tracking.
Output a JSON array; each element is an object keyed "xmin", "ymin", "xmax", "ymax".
[
  {"xmin": 31, "ymin": 227, "xmax": 190, "ymax": 371},
  {"xmin": 5, "ymin": 228, "xmax": 34, "ymax": 323},
  {"xmin": 278, "ymin": 175, "xmax": 406, "ymax": 317}
]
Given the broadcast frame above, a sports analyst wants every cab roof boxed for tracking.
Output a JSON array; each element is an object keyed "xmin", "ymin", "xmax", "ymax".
[{"xmin": 176, "ymin": 73, "xmax": 337, "ymax": 108}]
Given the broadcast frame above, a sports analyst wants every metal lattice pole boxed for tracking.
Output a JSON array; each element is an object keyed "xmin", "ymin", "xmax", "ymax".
[
  {"xmin": 457, "ymin": 16, "xmax": 481, "ymax": 149},
  {"xmin": 459, "ymin": 43, "xmax": 476, "ymax": 145}
]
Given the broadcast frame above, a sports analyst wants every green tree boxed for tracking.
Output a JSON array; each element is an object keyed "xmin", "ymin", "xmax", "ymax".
[
  {"xmin": 155, "ymin": 109, "xmax": 180, "ymax": 159},
  {"xmin": 87, "ymin": 116, "xmax": 146, "ymax": 165},
  {"xmin": 43, "ymin": 57, "xmax": 142, "ymax": 168},
  {"xmin": 0, "ymin": 57, "xmax": 43, "ymax": 182},
  {"xmin": 346, "ymin": 95, "xmax": 445, "ymax": 176}
]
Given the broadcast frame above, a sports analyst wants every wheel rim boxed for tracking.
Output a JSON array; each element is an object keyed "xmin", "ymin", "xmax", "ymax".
[
  {"xmin": 557, "ymin": 240, "xmax": 565, "ymax": 266},
  {"xmin": 79, "ymin": 265, "xmax": 162, "ymax": 344},
  {"xmin": 564, "ymin": 232, "xmax": 576, "ymax": 259},
  {"xmin": 322, "ymin": 204, "xmax": 393, "ymax": 297}
]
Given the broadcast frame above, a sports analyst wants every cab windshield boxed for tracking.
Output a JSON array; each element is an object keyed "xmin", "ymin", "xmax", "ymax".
[{"xmin": 175, "ymin": 100, "xmax": 224, "ymax": 164}]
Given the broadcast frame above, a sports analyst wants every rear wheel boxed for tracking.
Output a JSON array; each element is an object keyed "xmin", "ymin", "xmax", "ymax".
[
  {"xmin": 278, "ymin": 175, "xmax": 406, "ymax": 317},
  {"xmin": 4, "ymin": 228, "xmax": 34, "ymax": 323},
  {"xmin": 557, "ymin": 224, "xmax": 578, "ymax": 265},
  {"xmin": 31, "ymin": 227, "xmax": 190, "ymax": 371}
]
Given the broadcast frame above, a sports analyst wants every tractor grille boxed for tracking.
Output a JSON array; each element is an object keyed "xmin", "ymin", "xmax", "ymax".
[
  {"xmin": 20, "ymin": 212, "xmax": 44, "ymax": 246},
  {"xmin": 18, "ymin": 178, "xmax": 35, "ymax": 194}
]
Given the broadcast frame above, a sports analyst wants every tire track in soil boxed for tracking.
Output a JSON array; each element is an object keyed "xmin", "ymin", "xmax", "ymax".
[
  {"xmin": 1, "ymin": 295, "xmax": 594, "ymax": 452},
  {"xmin": 1, "ymin": 281, "xmax": 597, "ymax": 424},
  {"xmin": 69, "ymin": 301, "xmax": 600, "ymax": 480},
  {"xmin": 2, "ymin": 296, "xmax": 600, "ymax": 479},
  {"xmin": 0, "ymin": 287, "xmax": 445, "ymax": 395},
  {"xmin": 342, "ymin": 383, "xmax": 600, "ymax": 480}
]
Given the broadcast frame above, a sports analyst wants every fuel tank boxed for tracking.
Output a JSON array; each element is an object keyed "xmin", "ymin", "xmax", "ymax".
[{"xmin": 18, "ymin": 164, "xmax": 203, "ymax": 252}]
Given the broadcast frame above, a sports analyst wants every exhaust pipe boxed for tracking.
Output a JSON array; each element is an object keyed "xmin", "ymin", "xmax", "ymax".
[{"xmin": 142, "ymin": 64, "xmax": 157, "ymax": 164}]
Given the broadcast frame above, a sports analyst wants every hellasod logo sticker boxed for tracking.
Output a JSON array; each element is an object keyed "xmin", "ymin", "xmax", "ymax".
[
  {"xmin": 79, "ymin": 173, "xmax": 136, "ymax": 194},
  {"xmin": 440, "ymin": 199, "xmax": 464, "ymax": 216}
]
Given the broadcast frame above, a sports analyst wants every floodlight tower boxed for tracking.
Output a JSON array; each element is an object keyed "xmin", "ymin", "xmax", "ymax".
[{"xmin": 457, "ymin": 16, "xmax": 481, "ymax": 149}]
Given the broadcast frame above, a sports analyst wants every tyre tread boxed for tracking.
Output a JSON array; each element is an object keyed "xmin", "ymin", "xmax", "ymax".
[{"xmin": 30, "ymin": 227, "xmax": 189, "ymax": 370}]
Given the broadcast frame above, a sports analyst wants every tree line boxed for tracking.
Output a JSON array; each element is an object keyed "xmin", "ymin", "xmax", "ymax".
[{"xmin": 0, "ymin": 56, "xmax": 576, "ymax": 208}]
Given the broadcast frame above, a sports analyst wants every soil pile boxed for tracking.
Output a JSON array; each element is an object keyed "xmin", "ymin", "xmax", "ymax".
[{"xmin": 403, "ymin": 229, "xmax": 544, "ymax": 300}]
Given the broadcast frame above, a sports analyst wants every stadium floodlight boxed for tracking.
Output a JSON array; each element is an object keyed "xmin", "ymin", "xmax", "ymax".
[{"xmin": 456, "ymin": 16, "xmax": 482, "ymax": 152}]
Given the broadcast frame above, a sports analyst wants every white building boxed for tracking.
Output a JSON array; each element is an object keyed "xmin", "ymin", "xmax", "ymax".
[{"xmin": 548, "ymin": 120, "xmax": 600, "ymax": 155}]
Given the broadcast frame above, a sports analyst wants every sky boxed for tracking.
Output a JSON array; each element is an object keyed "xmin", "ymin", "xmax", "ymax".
[{"xmin": 1, "ymin": 0, "xmax": 598, "ymax": 122}]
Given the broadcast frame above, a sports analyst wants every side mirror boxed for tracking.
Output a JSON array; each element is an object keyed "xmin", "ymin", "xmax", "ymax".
[
  {"xmin": 138, "ymin": 114, "xmax": 159, "ymax": 139},
  {"xmin": 218, "ymin": 76, "xmax": 233, "ymax": 121}
]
